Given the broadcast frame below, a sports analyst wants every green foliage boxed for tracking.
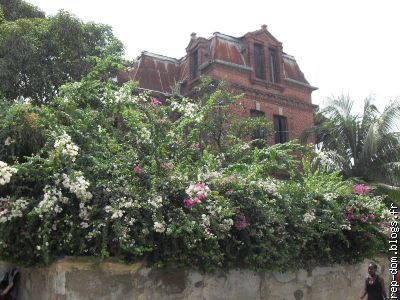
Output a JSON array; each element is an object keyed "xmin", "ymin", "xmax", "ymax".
[
  {"xmin": 0, "ymin": 73, "xmax": 392, "ymax": 270},
  {"xmin": 0, "ymin": 0, "xmax": 45, "ymax": 21},
  {"xmin": 192, "ymin": 76, "xmax": 272, "ymax": 153},
  {"xmin": 0, "ymin": 8, "xmax": 124, "ymax": 104},
  {"xmin": 303, "ymin": 95, "xmax": 400, "ymax": 188}
]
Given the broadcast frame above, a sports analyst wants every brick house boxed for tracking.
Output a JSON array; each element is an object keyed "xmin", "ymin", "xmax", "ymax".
[{"xmin": 118, "ymin": 25, "xmax": 317, "ymax": 143}]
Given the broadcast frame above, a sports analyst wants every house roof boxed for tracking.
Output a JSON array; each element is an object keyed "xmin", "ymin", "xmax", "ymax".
[{"xmin": 118, "ymin": 27, "xmax": 315, "ymax": 93}]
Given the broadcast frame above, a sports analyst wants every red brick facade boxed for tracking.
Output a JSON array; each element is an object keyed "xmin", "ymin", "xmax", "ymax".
[{"xmin": 118, "ymin": 26, "xmax": 317, "ymax": 143}]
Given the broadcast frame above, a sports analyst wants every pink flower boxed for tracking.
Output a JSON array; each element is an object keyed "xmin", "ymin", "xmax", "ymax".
[
  {"xmin": 183, "ymin": 198, "xmax": 195, "ymax": 209},
  {"xmin": 353, "ymin": 184, "xmax": 369, "ymax": 195},
  {"xmin": 133, "ymin": 165, "xmax": 143, "ymax": 174},
  {"xmin": 362, "ymin": 185, "xmax": 369, "ymax": 195},
  {"xmin": 192, "ymin": 183, "xmax": 204, "ymax": 192},
  {"xmin": 361, "ymin": 215, "xmax": 369, "ymax": 222},
  {"xmin": 151, "ymin": 98, "xmax": 162, "ymax": 109},
  {"xmin": 344, "ymin": 211, "xmax": 355, "ymax": 221},
  {"xmin": 196, "ymin": 192, "xmax": 206, "ymax": 201},
  {"xmin": 235, "ymin": 212, "xmax": 248, "ymax": 230}
]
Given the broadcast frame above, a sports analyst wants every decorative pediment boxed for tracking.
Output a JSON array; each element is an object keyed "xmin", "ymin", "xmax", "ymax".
[
  {"xmin": 243, "ymin": 25, "xmax": 282, "ymax": 47},
  {"xmin": 185, "ymin": 33, "xmax": 208, "ymax": 53}
]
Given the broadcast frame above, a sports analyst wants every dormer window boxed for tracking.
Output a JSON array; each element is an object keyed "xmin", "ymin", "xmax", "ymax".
[
  {"xmin": 191, "ymin": 50, "xmax": 199, "ymax": 79},
  {"xmin": 269, "ymin": 48, "xmax": 279, "ymax": 83},
  {"xmin": 254, "ymin": 43, "xmax": 265, "ymax": 79}
]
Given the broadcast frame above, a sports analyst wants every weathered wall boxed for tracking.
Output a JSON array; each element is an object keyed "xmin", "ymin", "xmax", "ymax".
[{"xmin": 0, "ymin": 257, "xmax": 389, "ymax": 300}]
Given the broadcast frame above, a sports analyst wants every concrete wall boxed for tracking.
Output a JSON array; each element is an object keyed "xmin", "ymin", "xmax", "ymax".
[{"xmin": 0, "ymin": 257, "xmax": 390, "ymax": 300}]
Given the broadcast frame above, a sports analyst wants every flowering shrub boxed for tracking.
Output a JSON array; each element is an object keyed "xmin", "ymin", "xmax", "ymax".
[
  {"xmin": 353, "ymin": 184, "xmax": 369, "ymax": 195},
  {"xmin": 0, "ymin": 161, "xmax": 16, "ymax": 185},
  {"xmin": 0, "ymin": 76, "xmax": 393, "ymax": 270},
  {"xmin": 54, "ymin": 132, "xmax": 79, "ymax": 162}
]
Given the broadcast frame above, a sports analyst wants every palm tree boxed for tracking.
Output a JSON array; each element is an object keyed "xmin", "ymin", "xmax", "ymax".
[{"xmin": 302, "ymin": 95, "xmax": 400, "ymax": 187}]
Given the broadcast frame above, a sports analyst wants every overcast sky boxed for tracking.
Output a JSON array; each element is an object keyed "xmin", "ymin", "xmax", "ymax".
[{"xmin": 28, "ymin": 0, "xmax": 400, "ymax": 113}]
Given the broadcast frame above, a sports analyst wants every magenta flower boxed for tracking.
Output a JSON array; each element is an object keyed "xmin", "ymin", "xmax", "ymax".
[
  {"xmin": 344, "ymin": 211, "xmax": 355, "ymax": 221},
  {"xmin": 151, "ymin": 98, "xmax": 162, "ymax": 109},
  {"xmin": 183, "ymin": 198, "xmax": 195, "ymax": 209},
  {"xmin": 196, "ymin": 192, "xmax": 206, "ymax": 201},
  {"xmin": 235, "ymin": 212, "xmax": 248, "ymax": 230},
  {"xmin": 185, "ymin": 182, "xmax": 210, "ymax": 205},
  {"xmin": 353, "ymin": 184, "xmax": 369, "ymax": 195},
  {"xmin": 133, "ymin": 165, "xmax": 143, "ymax": 174}
]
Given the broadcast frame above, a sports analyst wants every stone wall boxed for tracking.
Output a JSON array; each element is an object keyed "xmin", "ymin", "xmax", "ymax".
[{"xmin": 0, "ymin": 257, "xmax": 390, "ymax": 300}]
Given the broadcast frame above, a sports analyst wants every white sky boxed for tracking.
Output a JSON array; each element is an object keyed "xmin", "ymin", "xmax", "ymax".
[{"xmin": 28, "ymin": 0, "xmax": 400, "ymax": 113}]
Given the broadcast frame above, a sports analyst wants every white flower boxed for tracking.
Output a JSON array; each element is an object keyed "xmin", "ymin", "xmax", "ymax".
[
  {"xmin": 0, "ymin": 161, "xmax": 17, "ymax": 185},
  {"xmin": 112, "ymin": 83, "xmax": 139, "ymax": 104},
  {"xmin": 0, "ymin": 196, "xmax": 29, "ymax": 223},
  {"xmin": 36, "ymin": 186, "xmax": 68, "ymax": 217},
  {"xmin": 80, "ymin": 222, "xmax": 89, "ymax": 229},
  {"xmin": 139, "ymin": 127, "xmax": 151, "ymax": 143},
  {"xmin": 54, "ymin": 132, "xmax": 79, "ymax": 161},
  {"xmin": 78, "ymin": 202, "xmax": 91, "ymax": 221},
  {"xmin": 201, "ymin": 214, "xmax": 211, "ymax": 227},
  {"xmin": 4, "ymin": 137, "xmax": 15, "ymax": 146},
  {"xmin": 316, "ymin": 150, "xmax": 339, "ymax": 171},
  {"xmin": 341, "ymin": 224, "xmax": 351, "ymax": 230},
  {"xmin": 219, "ymin": 218, "xmax": 234, "ymax": 232},
  {"xmin": 303, "ymin": 211, "xmax": 316, "ymax": 223},
  {"xmin": 323, "ymin": 193, "xmax": 337, "ymax": 201},
  {"xmin": 259, "ymin": 179, "xmax": 279, "ymax": 196},
  {"xmin": 148, "ymin": 196, "xmax": 163, "ymax": 209},
  {"xmin": 170, "ymin": 98, "xmax": 200, "ymax": 119},
  {"xmin": 111, "ymin": 210, "xmax": 123, "ymax": 219},
  {"xmin": 62, "ymin": 172, "xmax": 92, "ymax": 201},
  {"xmin": 153, "ymin": 221, "xmax": 166, "ymax": 233},
  {"xmin": 185, "ymin": 182, "xmax": 211, "ymax": 199}
]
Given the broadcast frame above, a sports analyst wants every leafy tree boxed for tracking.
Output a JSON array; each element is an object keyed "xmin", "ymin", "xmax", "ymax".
[
  {"xmin": 303, "ymin": 95, "xmax": 400, "ymax": 186},
  {"xmin": 0, "ymin": 0, "xmax": 44, "ymax": 21},
  {"xmin": 190, "ymin": 76, "xmax": 272, "ymax": 154},
  {"xmin": 0, "ymin": 7, "xmax": 124, "ymax": 104}
]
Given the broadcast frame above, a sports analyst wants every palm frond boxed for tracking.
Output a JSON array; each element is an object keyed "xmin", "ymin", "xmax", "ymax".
[
  {"xmin": 303, "ymin": 95, "xmax": 400, "ymax": 185},
  {"xmin": 376, "ymin": 98, "xmax": 400, "ymax": 134}
]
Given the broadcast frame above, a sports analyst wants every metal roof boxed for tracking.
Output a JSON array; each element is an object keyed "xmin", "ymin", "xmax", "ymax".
[{"xmin": 118, "ymin": 27, "xmax": 315, "ymax": 93}]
